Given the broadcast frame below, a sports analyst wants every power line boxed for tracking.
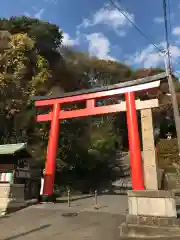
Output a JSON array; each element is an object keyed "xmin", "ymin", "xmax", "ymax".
[
  {"xmin": 108, "ymin": 0, "xmax": 180, "ymax": 68},
  {"xmin": 108, "ymin": 0, "xmax": 165, "ymax": 54}
]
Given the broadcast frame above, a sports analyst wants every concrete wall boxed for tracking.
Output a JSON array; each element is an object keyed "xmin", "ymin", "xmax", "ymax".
[
  {"xmin": 0, "ymin": 183, "xmax": 25, "ymax": 214},
  {"xmin": 128, "ymin": 190, "xmax": 177, "ymax": 218}
]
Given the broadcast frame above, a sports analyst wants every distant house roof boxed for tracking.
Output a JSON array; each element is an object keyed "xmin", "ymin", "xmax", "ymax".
[{"xmin": 0, "ymin": 143, "xmax": 28, "ymax": 155}]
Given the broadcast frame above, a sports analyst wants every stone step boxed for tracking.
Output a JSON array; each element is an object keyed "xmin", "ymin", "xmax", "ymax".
[
  {"xmin": 120, "ymin": 222, "xmax": 180, "ymax": 238},
  {"xmin": 115, "ymin": 151, "xmax": 130, "ymax": 178},
  {"xmin": 126, "ymin": 214, "xmax": 180, "ymax": 227},
  {"xmin": 118, "ymin": 166, "xmax": 130, "ymax": 170},
  {"xmin": 112, "ymin": 177, "xmax": 132, "ymax": 190}
]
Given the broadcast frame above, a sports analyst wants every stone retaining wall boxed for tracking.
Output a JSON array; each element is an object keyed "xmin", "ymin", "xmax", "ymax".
[
  {"xmin": 0, "ymin": 183, "xmax": 25, "ymax": 214},
  {"xmin": 126, "ymin": 214, "xmax": 180, "ymax": 227}
]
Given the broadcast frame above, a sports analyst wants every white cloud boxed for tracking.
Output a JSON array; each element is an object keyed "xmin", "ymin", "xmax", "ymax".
[
  {"xmin": 153, "ymin": 17, "xmax": 164, "ymax": 24},
  {"xmin": 169, "ymin": 45, "xmax": 180, "ymax": 59},
  {"xmin": 154, "ymin": 12, "xmax": 174, "ymax": 24},
  {"xmin": 93, "ymin": 7, "xmax": 134, "ymax": 28},
  {"xmin": 24, "ymin": 7, "xmax": 45, "ymax": 19},
  {"xmin": 172, "ymin": 26, "xmax": 180, "ymax": 36},
  {"xmin": 86, "ymin": 32, "xmax": 115, "ymax": 61},
  {"xmin": 44, "ymin": 0, "xmax": 58, "ymax": 3},
  {"xmin": 34, "ymin": 8, "xmax": 45, "ymax": 19},
  {"xmin": 129, "ymin": 42, "xmax": 180, "ymax": 68},
  {"xmin": 24, "ymin": 12, "xmax": 30, "ymax": 17},
  {"xmin": 78, "ymin": 4, "xmax": 134, "ymax": 36},
  {"xmin": 62, "ymin": 33, "xmax": 79, "ymax": 47}
]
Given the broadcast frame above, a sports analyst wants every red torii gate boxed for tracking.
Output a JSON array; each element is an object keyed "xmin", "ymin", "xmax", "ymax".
[{"xmin": 32, "ymin": 72, "xmax": 167, "ymax": 200}]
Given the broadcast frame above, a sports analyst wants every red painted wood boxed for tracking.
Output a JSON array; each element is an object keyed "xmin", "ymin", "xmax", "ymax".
[
  {"xmin": 35, "ymin": 81, "xmax": 160, "ymax": 107},
  {"xmin": 43, "ymin": 103, "xmax": 60, "ymax": 197},
  {"xmin": 125, "ymin": 92, "xmax": 144, "ymax": 190},
  {"xmin": 86, "ymin": 99, "xmax": 95, "ymax": 108},
  {"xmin": 35, "ymin": 88, "xmax": 121, "ymax": 107},
  {"xmin": 37, "ymin": 103, "xmax": 125, "ymax": 122}
]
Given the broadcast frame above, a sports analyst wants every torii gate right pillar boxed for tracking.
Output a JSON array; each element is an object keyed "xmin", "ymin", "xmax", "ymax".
[
  {"xmin": 121, "ymin": 97, "xmax": 178, "ymax": 238},
  {"xmin": 125, "ymin": 92, "xmax": 144, "ymax": 190}
]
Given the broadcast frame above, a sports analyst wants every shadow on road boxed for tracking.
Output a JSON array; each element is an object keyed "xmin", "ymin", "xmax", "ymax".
[
  {"xmin": 3, "ymin": 224, "xmax": 51, "ymax": 240},
  {"xmin": 102, "ymin": 191, "xmax": 127, "ymax": 196},
  {"xmin": 176, "ymin": 204, "xmax": 180, "ymax": 218},
  {"xmin": 56, "ymin": 194, "xmax": 93, "ymax": 203}
]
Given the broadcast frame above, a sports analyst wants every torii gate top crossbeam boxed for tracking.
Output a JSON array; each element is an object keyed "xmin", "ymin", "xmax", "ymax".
[
  {"xmin": 32, "ymin": 72, "xmax": 167, "ymax": 107},
  {"xmin": 32, "ymin": 72, "xmax": 167, "ymax": 122}
]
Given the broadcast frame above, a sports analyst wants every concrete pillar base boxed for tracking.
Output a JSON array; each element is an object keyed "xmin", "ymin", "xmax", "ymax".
[
  {"xmin": 120, "ymin": 190, "xmax": 180, "ymax": 238},
  {"xmin": 0, "ymin": 183, "xmax": 25, "ymax": 215},
  {"xmin": 41, "ymin": 194, "xmax": 56, "ymax": 203},
  {"xmin": 128, "ymin": 190, "xmax": 176, "ymax": 217}
]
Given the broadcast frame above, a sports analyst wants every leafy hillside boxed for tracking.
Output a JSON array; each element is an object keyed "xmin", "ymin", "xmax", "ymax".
[{"xmin": 157, "ymin": 139, "xmax": 180, "ymax": 170}]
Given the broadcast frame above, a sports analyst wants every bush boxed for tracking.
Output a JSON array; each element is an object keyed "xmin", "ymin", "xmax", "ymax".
[{"xmin": 157, "ymin": 138, "xmax": 180, "ymax": 170}]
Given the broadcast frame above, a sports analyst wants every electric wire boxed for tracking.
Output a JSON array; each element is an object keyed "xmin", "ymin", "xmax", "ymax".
[
  {"xmin": 108, "ymin": 0, "xmax": 180, "ymax": 71},
  {"xmin": 108, "ymin": 0, "xmax": 165, "ymax": 54}
]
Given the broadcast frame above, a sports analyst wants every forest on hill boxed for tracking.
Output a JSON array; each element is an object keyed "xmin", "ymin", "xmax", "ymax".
[{"xmin": 0, "ymin": 16, "xmax": 179, "ymax": 191}]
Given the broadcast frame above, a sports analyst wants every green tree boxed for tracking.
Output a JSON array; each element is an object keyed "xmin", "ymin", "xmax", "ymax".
[
  {"xmin": 61, "ymin": 46, "xmax": 134, "ymax": 88},
  {"xmin": 0, "ymin": 17, "xmax": 62, "ymax": 51},
  {"xmin": 0, "ymin": 32, "xmax": 51, "ymax": 143}
]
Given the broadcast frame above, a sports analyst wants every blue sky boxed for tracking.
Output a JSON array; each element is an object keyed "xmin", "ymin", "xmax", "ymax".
[{"xmin": 1, "ymin": 0, "xmax": 180, "ymax": 74}]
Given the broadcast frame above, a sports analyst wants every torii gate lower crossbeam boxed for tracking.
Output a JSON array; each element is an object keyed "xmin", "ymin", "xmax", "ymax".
[{"xmin": 32, "ymin": 72, "xmax": 167, "ymax": 200}]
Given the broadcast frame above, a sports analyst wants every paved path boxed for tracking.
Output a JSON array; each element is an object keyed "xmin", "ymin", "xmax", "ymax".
[
  {"xmin": 34, "ymin": 194, "xmax": 129, "ymax": 214},
  {"xmin": 0, "ymin": 194, "xmax": 180, "ymax": 239},
  {"xmin": 0, "ymin": 208, "xmax": 125, "ymax": 240},
  {"xmin": 0, "ymin": 194, "xmax": 127, "ymax": 240}
]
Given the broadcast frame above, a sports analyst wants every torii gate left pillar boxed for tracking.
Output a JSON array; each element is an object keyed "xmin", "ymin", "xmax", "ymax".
[{"xmin": 43, "ymin": 103, "xmax": 60, "ymax": 198}]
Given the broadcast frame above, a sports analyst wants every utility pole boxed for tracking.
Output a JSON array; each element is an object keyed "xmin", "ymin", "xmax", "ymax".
[
  {"xmin": 164, "ymin": 58, "xmax": 180, "ymax": 155},
  {"xmin": 162, "ymin": 0, "xmax": 180, "ymax": 154}
]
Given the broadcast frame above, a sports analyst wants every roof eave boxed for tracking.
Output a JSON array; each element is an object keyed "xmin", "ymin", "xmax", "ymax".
[{"xmin": 31, "ymin": 72, "xmax": 168, "ymax": 101}]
